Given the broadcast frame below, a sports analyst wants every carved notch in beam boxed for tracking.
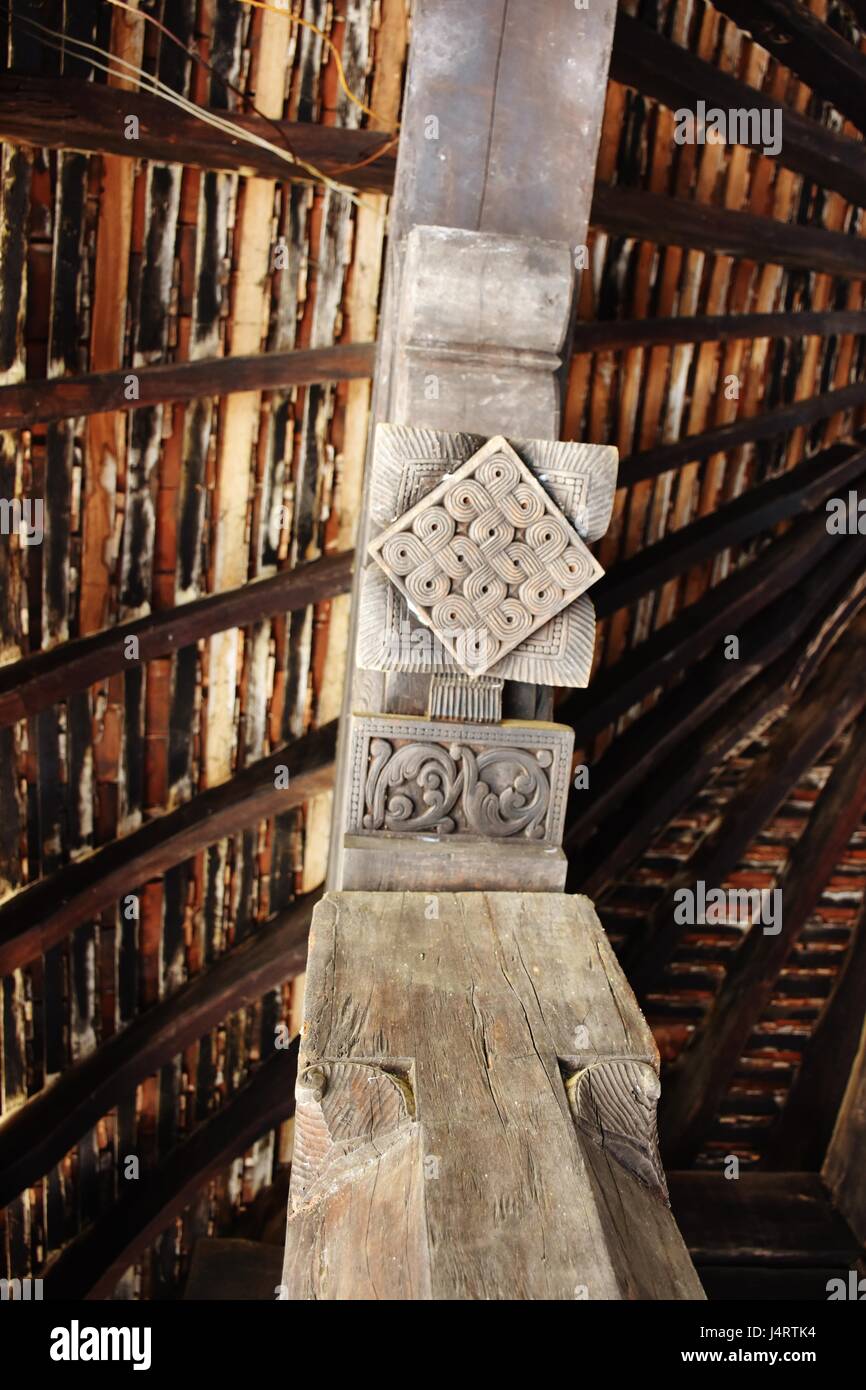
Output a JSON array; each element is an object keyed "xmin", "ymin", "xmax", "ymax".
[{"xmin": 282, "ymin": 891, "xmax": 704, "ymax": 1301}]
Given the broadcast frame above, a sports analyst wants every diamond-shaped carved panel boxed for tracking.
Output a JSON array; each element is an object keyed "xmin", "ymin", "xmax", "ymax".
[{"xmin": 367, "ymin": 436, "xmax": 604, "ymax": 677}]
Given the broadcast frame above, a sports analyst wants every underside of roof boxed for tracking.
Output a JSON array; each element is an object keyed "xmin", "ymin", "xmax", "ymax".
[{"xmin": 0, "ymin": 0, "xmax": 865, "ymax": 1302}]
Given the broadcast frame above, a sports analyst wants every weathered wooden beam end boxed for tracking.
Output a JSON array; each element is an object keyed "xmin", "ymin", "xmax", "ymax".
[{"xmin": 282, "ymin": 890, "xmax": 705, "ymax": 1301}]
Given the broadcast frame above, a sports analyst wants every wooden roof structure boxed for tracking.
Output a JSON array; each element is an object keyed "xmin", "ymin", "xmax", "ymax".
[{"xmin": 1, "ymin": 0, "xmax": 865, "ymax": 1300}]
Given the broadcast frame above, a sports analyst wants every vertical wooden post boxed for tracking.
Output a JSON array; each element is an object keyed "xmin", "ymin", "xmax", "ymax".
[
  {"xmin": 286, "ymin": 0, "xmax": 704, "ymax": 1299},
  {"xmin": 328, "ymin": 0, "xmax": 621, "ymax": 877}
]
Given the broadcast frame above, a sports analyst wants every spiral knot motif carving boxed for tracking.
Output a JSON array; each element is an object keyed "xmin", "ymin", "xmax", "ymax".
[{"xmin": 368, "ymin": 436, "xmax": 603, "ymax": 677}]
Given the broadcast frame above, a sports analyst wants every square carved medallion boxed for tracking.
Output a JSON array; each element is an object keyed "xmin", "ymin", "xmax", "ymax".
[
  {"xmin": 358, "ymin": 425, "xmax": 617, "ymax": 687},
  {"xmin": 367, "ymin": 436, "xmax": 604, "ymax": 678}
]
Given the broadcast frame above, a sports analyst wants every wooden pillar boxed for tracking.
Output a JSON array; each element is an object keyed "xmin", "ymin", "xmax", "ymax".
[
  {"xmin": 327, "ymin": 0, "xmax": 621, "ymax": 879},
  {"xmin": 285, "ymin": 0, "xmax": 703, "ymax": 1300}
]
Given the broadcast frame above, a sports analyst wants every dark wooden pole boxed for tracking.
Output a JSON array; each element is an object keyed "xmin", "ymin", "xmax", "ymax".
[
  {"xmin": 593, "ymin": 184, "xmax": 866, "ymax": 285},
  {"xmin": 571, "ymin": 309, "xmax": 866, "ymax": 354},
  {"xmin": 0, "ymin": 722, "xmax": 337, "ymax": 974},
  {"xmin": 711, "ymin": 0, "xmax": 866, "ymax": 138},
  {"xmin": 0, "ymin": 75, "xmax": 396, "ymax": 191},
  {"xmin": 612, "ymin": 13, "xmax": 866, "ymax": 209},
  {"xmin": 0, "ymin": 551, "xmax": 353, "ymax": 727},
  {"xmin": 0, "ymin": 341, "xmax": 375, "ymax": 429}
]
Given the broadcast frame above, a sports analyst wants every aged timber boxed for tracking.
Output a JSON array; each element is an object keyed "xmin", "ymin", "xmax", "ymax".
[{"xmin": 283, "ymin": 891, "xmax": 704, "ymax": 1301}]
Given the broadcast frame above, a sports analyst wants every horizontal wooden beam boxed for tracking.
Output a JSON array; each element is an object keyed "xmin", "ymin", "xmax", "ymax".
[
  {"xmin": 659, "ymin": 680, "xmax": 866, "ymax": 1166},
  {"xmin": 0, "ymin": 723, "xmax": 336, "ymax": 975},
  {"xmin": 617, "ymin": 380, "xmax": 866, "ymax": 488},
  {"xmin": 0, "ymin": 75, "xmax": 396, "ymax": 192},
  {"xmin": 0, "ymin": 893, "xmax": 314, "ymax": 1209},
  {"xmin": 567, "ymin": 542, "xmax": 866, "ymax": 895},
  {"xmin": 12, "ymin": 72, "xmax": 865, "ymax": 282},
  {"xmin": 763, "ymin": 893, "xmax": 866, "ymax": 1172},
  {"xmin": 0, "ymin": 342, "xmax": 376, "ymax": 430},
  {"xmin": 43, "ymin": 1042, "xmax": 300, "ymax": 1300},
  {"xmin": 668, "ymin": 1171, "xmax": 864, "ymax": 1268},
  {"xmin": 571, "ymin": 309, "xmax": 866, "ymax": 355},
  {"xmin": 592, "ymin": 183, "xmax": 866, "ymax": 285},
  {"xmin": 612, "ymin": 13, "xmax": 866, "ymax": 209},
  {"xmin": 0, "ymin": 550, "xmax": 353, "ymax": 727},
  {"xmin": 626, "ymin": 607, "xmax": 866, "ymax": 1001},
  {"xmin": 711, "ymin": 0, "xmax": 866, "ymax": 138},
  {"xmin": 594, "ymin": 437, "xmax": 866, "ymax": 621}
]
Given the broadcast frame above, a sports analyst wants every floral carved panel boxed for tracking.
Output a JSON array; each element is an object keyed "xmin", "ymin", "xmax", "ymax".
[{"xmin": 347, "ymin": 714, "xmax": 574, "ymax": 846}]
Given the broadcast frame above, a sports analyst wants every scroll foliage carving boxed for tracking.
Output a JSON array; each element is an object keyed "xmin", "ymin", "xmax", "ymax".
[
  {"xmin": 347, "ymin": 715, "xmax": 573, "ymax": 846},
  {"xmin": 362, "ymin": 737, "xmax": 554, "ymax": 838}
]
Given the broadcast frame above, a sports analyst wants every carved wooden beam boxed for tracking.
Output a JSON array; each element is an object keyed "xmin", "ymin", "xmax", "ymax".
[
  {"xmin": 291, "ymin": 0, "xmax": 702, "ymax": 1300},
  {"xmin": 329, "ymin": 0, "xmax": 626, "ymax": 884},
  {"xmin": 283, "ymin": 892, "xmax": 703, "ymax": 1300}
]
